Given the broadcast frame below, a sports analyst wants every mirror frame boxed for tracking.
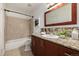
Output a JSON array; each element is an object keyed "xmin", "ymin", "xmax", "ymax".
[{"xmin": 44, "ymin": 3, "xmax": 77, "ymax": 26}]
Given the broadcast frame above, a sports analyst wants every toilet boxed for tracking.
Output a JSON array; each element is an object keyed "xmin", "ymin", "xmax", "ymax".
[{"xmin": 24, "ymin": 37, "xmax": 31, "ymax": 51}]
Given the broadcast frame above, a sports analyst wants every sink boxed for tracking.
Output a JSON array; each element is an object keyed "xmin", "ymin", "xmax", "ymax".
[{"xmin": 41, "ymin": 34, "xmax": 59, "ymax": 39}]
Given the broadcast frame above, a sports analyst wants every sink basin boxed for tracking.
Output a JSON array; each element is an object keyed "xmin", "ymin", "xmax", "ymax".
[{"xmin": 41, "ymin": 34, "xmax": 59, "ymax": 39}]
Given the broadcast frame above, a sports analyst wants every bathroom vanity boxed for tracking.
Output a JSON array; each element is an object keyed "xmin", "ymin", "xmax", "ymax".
[{"xmin": 31, "ymin": 33, "xmax": 79, "ymax": 56}]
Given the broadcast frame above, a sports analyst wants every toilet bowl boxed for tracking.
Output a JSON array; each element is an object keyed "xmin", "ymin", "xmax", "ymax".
[{"xmin": 24, "ymin": 37, "xmax": 31, "ymax": 51}]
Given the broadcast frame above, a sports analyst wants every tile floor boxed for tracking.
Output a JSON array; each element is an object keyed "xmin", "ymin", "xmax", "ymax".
[{"xmin": 5, "ymin": 48, "xmax": 33, "ymax": 56}]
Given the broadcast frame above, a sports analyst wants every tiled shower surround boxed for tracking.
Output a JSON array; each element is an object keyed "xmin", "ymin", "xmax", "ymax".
[{"xmin": 41, "ymin": 27, "xmax": 79, "ymax": 38}]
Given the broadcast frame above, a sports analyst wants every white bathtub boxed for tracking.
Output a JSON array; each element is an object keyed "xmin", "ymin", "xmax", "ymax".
[{"xmin": 5, "ymin": 37, "xmax": 31, "ymax": 51}]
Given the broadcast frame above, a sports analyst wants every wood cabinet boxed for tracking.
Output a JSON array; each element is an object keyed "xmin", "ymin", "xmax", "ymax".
[{"xmin": 31, "ymin": 35, "xmax": 79, "ymax": 56}]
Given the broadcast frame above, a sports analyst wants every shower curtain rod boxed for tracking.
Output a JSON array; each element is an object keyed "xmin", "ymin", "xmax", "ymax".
[{"xmin": 4, "ymin": 9, "xmax": 33, "ymax": 18}]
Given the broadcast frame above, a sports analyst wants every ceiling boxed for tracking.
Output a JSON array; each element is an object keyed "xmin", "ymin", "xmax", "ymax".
[{"xmin": 5, "ymin": 3, "xmax": 41, "ymax": 15}]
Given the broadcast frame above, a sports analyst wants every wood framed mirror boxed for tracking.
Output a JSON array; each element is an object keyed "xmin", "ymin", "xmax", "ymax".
[{"xmin": 44, "ymin": 3, "xmax": 77, "ymax": 26}]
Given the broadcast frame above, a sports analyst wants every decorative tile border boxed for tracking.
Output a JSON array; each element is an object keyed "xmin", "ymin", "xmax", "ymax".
[{"xmin": 41, "ymin": 27, "xmax": 79, "ymax": 37}]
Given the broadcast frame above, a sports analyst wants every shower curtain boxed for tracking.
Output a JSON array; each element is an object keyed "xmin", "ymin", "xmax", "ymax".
[{"xmin": 5, "ymin": 12, "xmax": 31, "ymax": 41}]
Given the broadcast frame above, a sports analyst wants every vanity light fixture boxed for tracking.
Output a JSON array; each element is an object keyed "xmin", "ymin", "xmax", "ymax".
[
  {"xmin": 47, "ymin": 3, "xmax": 57, "ymax": 9},
  {"xmin": 47, "ymin": 3, "xmax": 65, "ymax": 11}
]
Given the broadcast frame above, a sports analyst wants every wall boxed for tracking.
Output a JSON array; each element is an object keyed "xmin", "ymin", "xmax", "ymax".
[
  {"xmin": 33, "ymin": 3, "xmax": 79, "ymax": 33},
  {"xmin": 5, "ymin": 12, "xmax": 31, "ymax": 41},
  {"xmin": 0, "ymin": 3, "xmax": 5, "ymax": 55},
  {"xmin": 32, "ymin": 3, "xmax": 47, "ymax": 33}
]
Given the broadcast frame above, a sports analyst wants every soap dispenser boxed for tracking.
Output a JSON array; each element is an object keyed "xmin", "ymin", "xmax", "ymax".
[{"xmin": 71, "ymin": 28, "xmax": 79, "ymax": 40}]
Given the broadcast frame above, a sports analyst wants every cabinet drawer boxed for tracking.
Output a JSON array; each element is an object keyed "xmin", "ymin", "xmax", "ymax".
[{"xmin": 65, "ymin": 47, "xmax": 79, "ymax": 56}]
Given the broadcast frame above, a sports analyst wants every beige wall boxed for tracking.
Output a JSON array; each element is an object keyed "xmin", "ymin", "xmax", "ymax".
[{"xmin": 5, "ymin": 16, "xmax": 31, "ymax": 41}]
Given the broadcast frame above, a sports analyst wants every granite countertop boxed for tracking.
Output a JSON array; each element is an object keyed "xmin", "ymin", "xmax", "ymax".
[{"xmin": 32, "ymin": 33, "xmax": 79, "ymax": 51}]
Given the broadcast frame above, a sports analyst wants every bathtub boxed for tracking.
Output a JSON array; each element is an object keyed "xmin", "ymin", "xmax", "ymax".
[{"xmin": 5, "ymin": 37, "xmax": 31, "ymax": 51}]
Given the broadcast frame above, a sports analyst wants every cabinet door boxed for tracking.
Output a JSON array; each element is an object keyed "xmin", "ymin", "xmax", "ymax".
[
  {"xmin": 36, "ymin": 38, "xmax": 45, "ymax": 56},
  {"xmin": 31, "ymin": 36, "xmax": 37, "ymax": 55},
  {"xmin": 44, "ymin": 40, "xmax": 58, "ymax": 56},
  {"xmin": 31, "ymin": 36, "xmax": 45, "ymax": 56},
  {"xmin": 44, "ymin": 40, "xmax": 65, "ymax": 56}
]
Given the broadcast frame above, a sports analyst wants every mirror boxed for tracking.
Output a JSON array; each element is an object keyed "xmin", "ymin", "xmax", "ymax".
[{"xmin": 44, "ymin": 3, "xmax": 77, "ymax": 26}]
